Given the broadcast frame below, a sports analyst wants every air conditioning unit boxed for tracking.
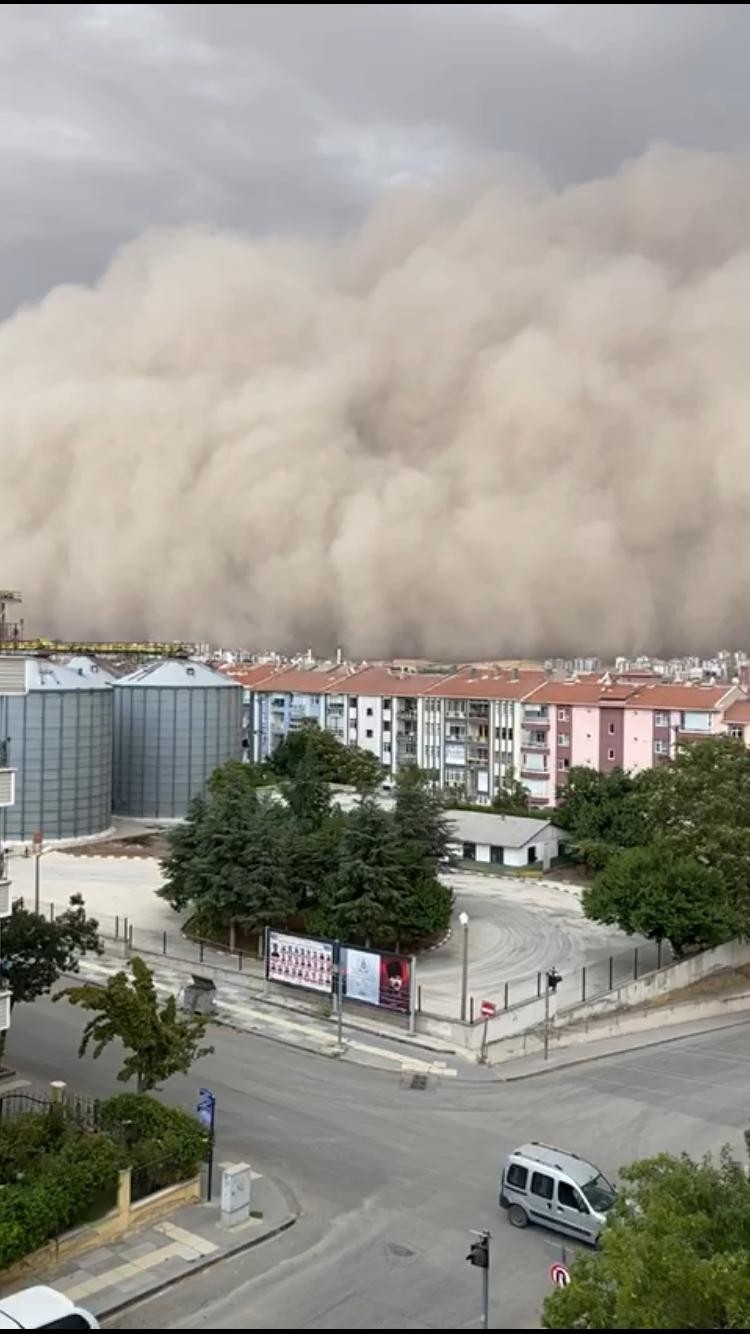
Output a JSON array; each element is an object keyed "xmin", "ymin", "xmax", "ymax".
[
  {"xmin": 0, "ymin": 879, "xmax": 9, "ymax": 920},
  {"xmin": 0, "ymin": 771, "xmax": 14, "ymax": 808}
]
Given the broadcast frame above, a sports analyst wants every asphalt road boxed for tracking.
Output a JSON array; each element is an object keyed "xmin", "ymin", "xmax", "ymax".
[{"xmin": 8, "ymin": 996, "xmax": 750, "ymax": 1330}]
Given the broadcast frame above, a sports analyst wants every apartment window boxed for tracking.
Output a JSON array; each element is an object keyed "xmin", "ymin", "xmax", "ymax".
[
  {"xmin": 366, "ymin": 706, "xmax": 373, "ymax": 717},
  {"xmin": 730, "ymin": 725, "xmax": 743, "ymax": 740},
  {"xmin": 383, "ymin": 720, "xmax": 391, "ymax": 732},
  {"xmin": 366, "ymin": 728, "xmax": 373, "ymax": 739},
  {"xmin": 383, "ymin": 698, "xmax": 392, "ymax": 711},
  {"xmin": 655, "ymin": 739, "xmax": 668, "ymax": 754},
  {"xmin": 557, "ymin": 733, "xmax": 570, "ymax": 747},
  {"xmin": 557, "ymin": 708, "xmax": 569, "ymax": 722},
  {"xmin": 608, "ymin": 722, "xmax": 615, "ymax": 735},
  {"xmin": 557, "ymin": 757, "xmax": 569, "ymax": 772},
  {"xmin": 607, "ymin": 748, "xmax": 615, "ymax": 761},
  {"xmin": 654, "ymin": 711, "xmax": 668, "ymax": 727}
]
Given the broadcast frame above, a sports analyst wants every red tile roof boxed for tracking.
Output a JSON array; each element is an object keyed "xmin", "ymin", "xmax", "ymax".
[
  {"xmin": 257, "ymin": 667, "xmax": 350, "ymax": 694},
  {"xmin": 427, "ymin": 668, "xmax": 546, "ymax": 701},
  {"xmin": 723, "ymin": 698, "xmax": 750, "ymax": 724},
  {"xmin": 628, "ymin": 683, "xmax": 735, "ymax": 711},
  {"xmin": 523, "ymin": 679, "xmax": 638, "ymax": 706},
  {"xmin": 218, "ymin": 664, "xmax": 280, "ymax": 688},
  {"xmin": 331, "ymin": 667, "xmax": 450, "ymax": 697}
]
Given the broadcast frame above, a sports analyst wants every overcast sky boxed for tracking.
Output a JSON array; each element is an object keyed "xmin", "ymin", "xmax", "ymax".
[{"xmin": 2, "ymin": 3, "xmax": 749, "ymax": 311}]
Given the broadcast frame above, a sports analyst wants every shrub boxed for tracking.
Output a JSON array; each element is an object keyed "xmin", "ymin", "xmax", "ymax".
[
  {"xmin": 100, "ymin": 1092, "xmax": 207, "ymax": 1193},
  {"xmin": 0, "ymin": 1132, "xmax": 120, "ymax": 1268}
]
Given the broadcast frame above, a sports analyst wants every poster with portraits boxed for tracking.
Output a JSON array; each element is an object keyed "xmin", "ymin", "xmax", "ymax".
[
  {"xmin": 342, "ymin": 946, "xmax": 411, "ymax": 1014},
  {"xmin": 266, "ymin": 930, "xmax": 334, "ymax": 995}
]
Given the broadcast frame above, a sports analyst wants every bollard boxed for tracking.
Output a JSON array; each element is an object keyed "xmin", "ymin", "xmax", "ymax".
[
  {"xmin": 123, "ymin": 917, "xmax": 129, "ymax": 950},
  {"xmin": 417, "ymin": 983, "xmax": 422, "ymax": 1013},
  {"xmin": 162, "ymin": 930, "xmax": 167, "ymax": 955},
  {"xmin": 537, "ymin": 971, "xmax": 542, "ymax": 998},
  {"xmin": 199, "ymin": 940, "xmax": 205, "ymax": 964},
  {"xmin": 238, "ymin": 950, "xmax": 243, "ymax": 972},
  {"xmin": 115, "ymin": 916, "xmax": 119, "ymax": 940},
  {"xmin": 469, "ymin": 995, "xmax": 475, "ymax": 1024}
]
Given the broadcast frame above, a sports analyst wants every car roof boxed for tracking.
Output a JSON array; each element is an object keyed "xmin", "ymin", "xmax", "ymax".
[
  {"xmin": 0, "ymin": 1287, "xmax": 96, "ymax": 1329},
  {"xmin": 510, "ymin": 1142, "xmax": 599, "ymax": 1185}
]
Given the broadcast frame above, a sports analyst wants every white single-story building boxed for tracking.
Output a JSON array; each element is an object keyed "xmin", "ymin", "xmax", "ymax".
[{"xmin": 445, "ymin": 810, "xmax": 566, "ymax": 870}]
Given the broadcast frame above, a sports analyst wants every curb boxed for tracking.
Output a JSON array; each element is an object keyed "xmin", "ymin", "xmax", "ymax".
[
  {"xmin": 97, "ymin": 1212, "xmax": 299, "ymax": 1319},
  {"xmin": 492, "ymin": 1013, "xmax": 750, "ymax": 1082}
]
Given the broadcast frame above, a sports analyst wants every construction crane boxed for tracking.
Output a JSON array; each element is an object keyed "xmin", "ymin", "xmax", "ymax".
[{"xmin": 0, "ymin": 591, "xmax": 192, "ymax": 658}]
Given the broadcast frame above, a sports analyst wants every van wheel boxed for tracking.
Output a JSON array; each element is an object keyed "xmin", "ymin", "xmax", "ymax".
[{"xmin": 508, "ymin": 1203, "xmax": 528, "ymax": 1229}]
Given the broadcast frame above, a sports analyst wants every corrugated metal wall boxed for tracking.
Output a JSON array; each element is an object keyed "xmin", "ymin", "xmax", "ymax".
[{"xmin": 112, "ymin": 684, "xmax": 242, "ymax": 818}]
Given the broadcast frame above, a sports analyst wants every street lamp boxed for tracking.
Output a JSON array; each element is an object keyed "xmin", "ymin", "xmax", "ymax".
[{"xmin": 459, "ymin": 911, "xmax": 470, "ymax": 1022}]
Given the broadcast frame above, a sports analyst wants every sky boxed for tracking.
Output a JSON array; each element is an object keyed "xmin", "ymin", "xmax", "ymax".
[{"xmin": 2, "ymin": 4, "xmax": 749, "ymax": 312}]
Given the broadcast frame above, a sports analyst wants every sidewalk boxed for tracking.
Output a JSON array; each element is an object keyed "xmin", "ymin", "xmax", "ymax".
[{"xmin": 2, "ymin": 1175, "xmax": 296, "ymax": 1320}]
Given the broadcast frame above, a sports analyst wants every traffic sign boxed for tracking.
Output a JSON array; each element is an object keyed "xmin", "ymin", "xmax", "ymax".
[
  {"xmin": 549, "ymin": 1261, "xmax": 570, "ymax": 1288},
  {"xmin": 480, "ymin": 1000, "xmax": 496, "ymax": 1019}
]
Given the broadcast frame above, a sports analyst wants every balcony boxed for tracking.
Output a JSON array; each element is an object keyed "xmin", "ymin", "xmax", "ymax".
[
  {"xmin": 445, "ymin": 705, "xmax": 467, "ymax": 718},
  {"xmin": 467, "ymin": 703, "xmax": 490, "ymax": 720},
  {"xmin": 522, "ymin": 708, "xmax": 549, "ymax": 726},
  {"xmin": 521, "ymin": 732, "xmax": 549, "ymax": 750}
]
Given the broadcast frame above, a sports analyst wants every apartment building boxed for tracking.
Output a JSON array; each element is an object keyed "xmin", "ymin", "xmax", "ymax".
[
  {"xmin": 324, "ymin": 666, "xmax": 449, "ymax": 775},
  {"xmin": 621, "ymin": 681, "xmax": 741, "ymax": 769},
  {"xmin": 0, "ymin": 657, "xmax": 28, "ymax": 1044},
  {"xmin": 424, "ymin": 668, "xmax": 545, "ymax": 801}
]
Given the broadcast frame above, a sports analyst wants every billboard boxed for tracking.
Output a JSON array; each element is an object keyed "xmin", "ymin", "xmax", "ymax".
[
  {"xmin": 342, "ymin": 946, "xmax": 411, "ymax": 1014},
  {"xmin": 266, "ymin": 930, "xmax": 334, "ymax": 995}
]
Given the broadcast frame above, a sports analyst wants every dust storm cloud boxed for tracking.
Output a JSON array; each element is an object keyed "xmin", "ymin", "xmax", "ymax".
[{"xmin": 1, "ymin": 144, "xmax": 749, "ymax": 659}]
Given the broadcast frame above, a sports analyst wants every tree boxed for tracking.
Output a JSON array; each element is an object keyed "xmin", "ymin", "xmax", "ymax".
[
  {"xmin": 270, "ymin": 720, "xmax": 384, "ymax": 790},
  {"xmin": 314, "ymin": 799, "xmax": 406, "ymax": 946},
  {"xmin": 56, "ymin": 955, "xmax": 213, "ymax": 1093},
  {"xmin": 491, "ymin": 777, "xmax": 532, "ymax": 816},
  {"xmin": 284, "ymin": 746, "xmax": 332, "ymax": 832},
  {"xmin": 208, "ymin": 757, "xmax": 272, "ymax": 794},
  {"xmin": 543, "ymin": 1144, "xmax": 750, "ymax": 1329},
  {"xmin": 554, "ymin": 766, "xmax": 646, "ymax": 870},
  {"xmin": 582, "ymin": 840, "xmax": 732, "ymax": 955},
  {"xmin": 0, "ymin": 894, "xmax": 102, "ymax": 1062},
  {"xmin": 393, "ymin": 766, "xmax": 452, "ymax": 868}
]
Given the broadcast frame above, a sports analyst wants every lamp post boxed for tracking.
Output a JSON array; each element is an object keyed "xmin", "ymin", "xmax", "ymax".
[{"xmin": 459, "ymin": 911, "xmax": 470, "ymax": 1022}]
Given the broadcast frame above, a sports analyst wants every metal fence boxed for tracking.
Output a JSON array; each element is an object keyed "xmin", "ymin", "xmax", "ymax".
[
  {"xmin": 129, "ymin": 1149, "xmax": 202, "ymax": 1202},
  {"xmin": 0, "ymin": 1083, "xmax": 102, "ymax": 1130},
  {"xmin": 417, "ymin": 935, "xmax": 677, "ymax": 1024}
]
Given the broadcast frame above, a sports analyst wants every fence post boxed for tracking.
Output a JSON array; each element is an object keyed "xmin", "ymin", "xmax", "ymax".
[
  {"xmin": 129, "ymin": 923, "xmax": 134, "ymax": 949},
  {"xmin": 581, "ymin": 966, "xmax": 586, "ymax": 1003},
  {"xmin": 123, "ymin": 917, "xmax": 129, "ymax": 952},
  {"xmin": 657, "ymin": 940, "xmax": 663, "ymax": 969},
  {"xmin": 49, "ymin": 902, "xmax": 55, "ymax": 922},
  {"xmin": 115, "ymin": 915, "xmax": 119, "ymax": 940},
  {"xmin": 162, "ymin": 931, "xmax": 167, "ymax": 955},
  {"xmin": 469, "ymin": 996, "xmax": 475, "ymax": 1024},
  {"xmin": 537, "ymin": 971, "xmax": 542, "ymax": 997},
  {"xmin": 504, "ymin": 981, "xmax": 509, "ymax": 1011},
  {"xmin": 199, "ymin": 940, "xmax": 205, "ymax": 964},
  {"xmin": 608, "ymin": 956, "xmax": 613, "ymax": 991},
  {"xmin": 634, "ymin": 946, "xmax": 639, "ymax": 980},
  {"xmin": 238, "ymin": 950, "xmax": 243, "ymax": 972},
  {"xmin": 417, "ymin": 983, "xmax": 422, "ymax": 1013}
]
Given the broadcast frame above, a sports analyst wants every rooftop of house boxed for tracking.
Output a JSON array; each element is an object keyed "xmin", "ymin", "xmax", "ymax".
[
  {"xmin": 523, "ymin": 678, "xmax": 638, "ymax": 707},
  {"xmin": 445, "ymin": 809, "xmax": 562, "ymax": 849},
  {"xmin": 427, "ymin": 668, "xmax": 546, "ymax": 701},
  {"xmin": 627, "ymin": 682, "xmax": 736, "ymax": 711},
  {"xmin": 329, "ymin": 666, "xmax": 451, "ymax": 697},
  {"xmin": 723, "ymin": 698, "xmax": 750, "ymax": 724}
]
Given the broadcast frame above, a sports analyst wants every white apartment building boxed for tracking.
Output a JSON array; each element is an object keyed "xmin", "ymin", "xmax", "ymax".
[{"xmin": 0, "ymin": 657, "xmax": 28, "ymax": 1042}]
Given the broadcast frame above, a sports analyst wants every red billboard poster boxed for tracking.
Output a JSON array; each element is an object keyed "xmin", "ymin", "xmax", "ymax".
[
  {"xmin": 266, "ymin": 930, "xmax": 334, "ymax": 995},
  {"xmin": 378, "ymin": 953, "xmax": 411, "ymax": 1013}
]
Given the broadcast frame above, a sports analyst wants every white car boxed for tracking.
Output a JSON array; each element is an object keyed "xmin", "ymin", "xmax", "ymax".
[{"xmin": 0, "ymin": 1287, "xmax": 98, "ymax": 1329}]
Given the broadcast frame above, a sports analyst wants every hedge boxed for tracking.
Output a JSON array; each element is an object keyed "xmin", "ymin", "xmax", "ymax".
[{"xmin": 0, "ymin": 1133, "xmax": 120, "ymax": 1269}]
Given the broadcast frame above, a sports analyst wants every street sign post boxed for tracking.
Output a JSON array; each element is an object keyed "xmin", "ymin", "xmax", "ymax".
[
  {"xmin": 480, "ymin": 1000, "xmax": 496, "ymax": 1019},
  {"xmin": 479, "ymin": 1000, "xmax": 495, "ymax": 1064},
  {"xmin": 549, "ymin": 1261, "xmax": 570, "ymax": 1288},
  {"xmin": 197, "ymin": 1087, "xmax": 217, "ymax": 1202}
]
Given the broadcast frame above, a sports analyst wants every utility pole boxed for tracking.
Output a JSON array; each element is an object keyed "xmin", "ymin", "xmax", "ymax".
[{"xmin": 466, "ymin": 1229, "xmax": 490, "ymax": 1328}]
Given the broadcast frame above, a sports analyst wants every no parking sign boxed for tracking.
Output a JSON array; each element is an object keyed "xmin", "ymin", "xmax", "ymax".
[{"xmin": 549, "ymin": 1261, "xmax": 570, "ymax": 1287}]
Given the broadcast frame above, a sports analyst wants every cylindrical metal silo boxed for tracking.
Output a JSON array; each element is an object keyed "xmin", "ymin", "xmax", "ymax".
[
  {"xmin": 0, "ymin": 659, "xmax": 114, "ymax": 842},
  {"xmin": 112, "ymin": 659, "xmax": 242, "ymax": 819}
]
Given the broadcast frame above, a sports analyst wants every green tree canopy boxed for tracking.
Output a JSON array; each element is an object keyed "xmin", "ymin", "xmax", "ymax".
[
  {"xmin": 269, "ymin": 720, "xmax": 384, "ymax": 791},
  {"xmin": 56, "ymin": 955, "xmax": 213, "ymax": 1093},
  {"xmin": 1, "ymin": 894, "xmax": 102, "ymax": 1010},
  {"xmin": 491, "ymin": 777, "xmax": 532, "ymax": 816},
  {"xmin": 582, "ymin": 840, "xmax": 731, "ymax": 955},
  {"xmin": 543, "ymin": 1143, "xmax": 750, "ymax": 1329},
  {"xmin": 554, "ymin": 765, "xmax": 646, "ymax": 869},
  {"xmin": 314, "ymin": 799, "xmax": 406, "ymax": 946}
]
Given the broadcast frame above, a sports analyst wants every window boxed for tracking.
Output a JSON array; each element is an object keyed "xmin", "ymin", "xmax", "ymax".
[
  {"xmin": 607, "ymin": 748, "xmax": 615, "ymax": 761},
  {"xmin": 383, "ymin": 720, "xmax": 391, "ymax": 732},
  {"xmin": 383, "ymin": 698, "xmax": 392, "ymax": 711},
  {"xmin": 608, "ymin": 722, "xmax": 615, "ymax": 735},
  {"xmin": 462, "ymin": 841, "xmax": 476, "ymax": 860},
  {"xmin": 557, "ymin": 708, "xmax": 569, "ymax": 722},
  {"xmin": 366, "ymin": 728, "xmax": 373, "ymax": 738},
  {"xmin": 654, "ymin": 711, "xmax": 668, "ymax": 727},
  {"xmin": 557, "ymin": 757, "xmax": 569, "ymax": 772},
  {"xmin": 557, "ymin": 733, "xmax": 570, "ymax": 747},
  {"xmin": 506, "ymin": 1163, "xmax": 528, "ymax": 1191},
  {"xmin": 558, "ymin": 1181, "xmax": 587, "ymax": 1212},
  {"xmin": 366, "ymin": 706, "xmax": 373, "ymax": 716},
  {"xmin": 531, "ymin": 1171, "xmax": 554, "ymax": 1200},
  {"xmin": 730, "ymin": 725, "xmax": 743, "ymax": 739},
  {"xmin": 655, "ymin": 739, "xmax": 668, "ymax": 754}
]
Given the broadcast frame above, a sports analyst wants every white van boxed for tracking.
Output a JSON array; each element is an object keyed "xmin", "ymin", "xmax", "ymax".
[
  {"xmin": 499, "ymin": 1142, "xmax": 616, "ymax": 1244},
  {"xmin": 0, "ymin": 1287, "xmax": 99, "ymax": 1329}
]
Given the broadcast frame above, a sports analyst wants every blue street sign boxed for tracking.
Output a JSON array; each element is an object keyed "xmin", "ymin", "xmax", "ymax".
[{"xmin": 197, "ymin": 1104, "xmax": 213, "ymax": 1129}]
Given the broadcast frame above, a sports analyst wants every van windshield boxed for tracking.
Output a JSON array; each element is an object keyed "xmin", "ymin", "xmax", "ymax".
[{"xmin": 581, "ymin": 1172, "xmax": 616, "ymax": 1213}]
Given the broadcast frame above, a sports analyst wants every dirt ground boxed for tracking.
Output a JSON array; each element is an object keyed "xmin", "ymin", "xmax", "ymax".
[{"xmin": 58, "ymin": 831, "xmax": 170, "ymax": 860}]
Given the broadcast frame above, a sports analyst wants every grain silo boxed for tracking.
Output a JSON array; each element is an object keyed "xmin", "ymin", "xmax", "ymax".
[
  {"xmin": 112, "ymin": 659, "xmax": 242, "ymax": 819},
  {"xmin": 0, "ymin": 659, "xmax": 114, "ymax": 842}
]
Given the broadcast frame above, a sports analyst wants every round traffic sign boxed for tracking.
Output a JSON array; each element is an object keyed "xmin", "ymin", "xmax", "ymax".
[
  {"xmin": 480, "ymin": 1000, "xmax": 496, "ymax": 1018},
  {"xmin": 549, "ymin": 1261, "xmax": 570, "ymax": 1287}
]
